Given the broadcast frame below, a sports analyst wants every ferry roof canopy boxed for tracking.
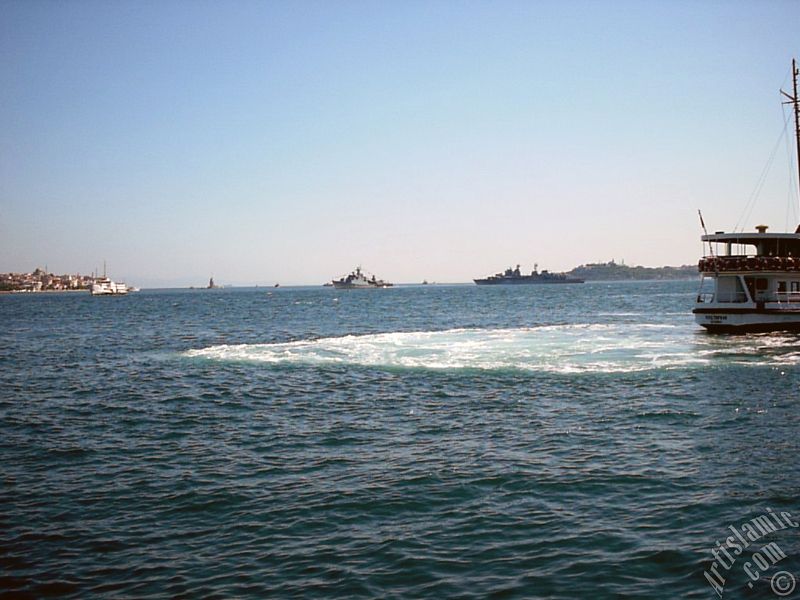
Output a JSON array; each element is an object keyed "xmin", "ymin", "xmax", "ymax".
[{"xmin": 702, "ymin": 232, "xmax": 800, "ymax": 255}]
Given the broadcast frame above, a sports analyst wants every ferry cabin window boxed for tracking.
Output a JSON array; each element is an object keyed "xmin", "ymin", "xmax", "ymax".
[
  {"xmin": 793, "ymin": 282, "xmax": 800, "ymax": 293},
  {"xmin": 716, "ymin": 276, "xmax": 746, "ymax": 302},
  {"xmin": 699, "ymin": 277, "xmax": 714, "ymax": 296},
  {"xmin": 778, "ymin": 281, "xmax": 787, "ymax": 293},
  {"xmin": 756, "ymin": 278, "xmax": 768, "ymax": 291}
]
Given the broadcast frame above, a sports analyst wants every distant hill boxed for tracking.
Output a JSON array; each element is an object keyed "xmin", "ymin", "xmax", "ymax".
[{"xmin": 567, "ymin": 260, "xmax": 698, "ymax": 281}]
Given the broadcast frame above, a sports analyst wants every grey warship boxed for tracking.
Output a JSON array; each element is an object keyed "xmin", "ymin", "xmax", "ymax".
[
  {"xmin": 331, "ymin": 266, "xmax": 393, "ymax": 289},
  {"xmin": 474, "ymin": 264, "xmax": 584, "ymax": 285}
]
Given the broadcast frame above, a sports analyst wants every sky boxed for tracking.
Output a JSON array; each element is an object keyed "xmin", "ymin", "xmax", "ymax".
[{"xmin": 1, "ymin": 0, "xmax": 799, "ymax": 287}]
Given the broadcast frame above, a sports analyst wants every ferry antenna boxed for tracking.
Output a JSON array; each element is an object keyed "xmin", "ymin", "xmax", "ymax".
[
  {"xmin": 697, "ymin": 210, "xmax": 718, "ymax": 274},
  {"xmin": 781, "ymin": 58, "xmax": 800, "ymax": 222},
  {"xmin": 697, "ymin": 209, "xmax": 708, "ymax": 236}
]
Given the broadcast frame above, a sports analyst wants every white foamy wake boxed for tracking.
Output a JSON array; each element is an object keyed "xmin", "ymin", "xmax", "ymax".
[{"xmin": 183, "ymin": 324, "xmax": 746, "ymax": 373}]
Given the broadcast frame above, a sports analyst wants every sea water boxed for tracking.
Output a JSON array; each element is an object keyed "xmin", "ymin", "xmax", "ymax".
[{"xmin": 1, "ymin": 281, "xmax": 798, "ymax": 598}]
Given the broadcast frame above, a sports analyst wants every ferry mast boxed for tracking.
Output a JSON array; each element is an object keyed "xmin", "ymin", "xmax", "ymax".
[{"xmin": 781, "ymin": 58, "xmax": 800, "ymax": 211}]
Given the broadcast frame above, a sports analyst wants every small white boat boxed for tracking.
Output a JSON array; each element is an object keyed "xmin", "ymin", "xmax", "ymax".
[{"xmin": 694, "ymin": 59, "xmax": 800, "ymax": 332}]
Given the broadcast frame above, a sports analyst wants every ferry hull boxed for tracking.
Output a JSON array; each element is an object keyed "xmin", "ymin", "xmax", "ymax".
[
  {"xmin": 693, "ymin": 307, "xmax": 800, "ymax": 333},
  {"xmin": 90, "ymin": 284, "xmax": 128, "ymax": 296}
]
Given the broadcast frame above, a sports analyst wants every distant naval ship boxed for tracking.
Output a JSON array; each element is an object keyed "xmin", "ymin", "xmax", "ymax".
[
  {"xmin": 474, "ymin": 264, "xmax": 584, "ymax": 285},
  {"xmin": 331, "ymin": 266, "xmax": 393, "ymax": 289}
]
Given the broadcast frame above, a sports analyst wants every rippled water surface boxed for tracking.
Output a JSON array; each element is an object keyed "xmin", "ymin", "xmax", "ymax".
[{"xmin": 1, "ymin": 281, "xmax": 798, "ymax": 599}]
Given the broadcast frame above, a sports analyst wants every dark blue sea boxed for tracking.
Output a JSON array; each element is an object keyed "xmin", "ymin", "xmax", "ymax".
[{"xmin": 1, "ymin": 281, "xmax": 798, "ymax": 599}]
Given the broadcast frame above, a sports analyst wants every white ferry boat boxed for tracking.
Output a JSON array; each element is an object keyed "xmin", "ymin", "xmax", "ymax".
[
  {"xmin": 331, "ymin": 266, "xmax": 393, "ymax": 289},
  {"xmin": 694, "ymin": 227, "xmax": 800, "ymax": 332},
  {"xmin": 694, "ymin": 60, "xmax": 800, "ymax": 332},
  {"xmin": 91, "ymin": 276, "xmax": 128, "ymax": 296}
]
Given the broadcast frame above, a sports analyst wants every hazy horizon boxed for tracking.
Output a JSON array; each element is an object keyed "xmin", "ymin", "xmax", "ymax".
[
  {"xmin": 2, "ymin": 1, "xmax": 799, "ymax": 287},
  {"xmin": 1, "ymin": 259, "xmax": 698, "ymax": 289}
]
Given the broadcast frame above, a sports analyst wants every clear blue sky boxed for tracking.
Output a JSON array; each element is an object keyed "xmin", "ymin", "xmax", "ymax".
[{"xmin": 1, "ymin": 0, "xmax": 799, "ymax": 286}]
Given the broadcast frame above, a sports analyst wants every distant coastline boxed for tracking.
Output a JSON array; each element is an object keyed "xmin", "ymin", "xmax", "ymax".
[
  {"xmin": 0, "ymin": 288, "xmax": 89, "ymax": 295},
  {"xmin": 566, "ymin": 261, "xmax": 697, "ymax": 281},
  {"xmin": 0, "ymin": 261, "xmax": 700, "ymax": 292},
  {"xmin": 0, "ymin": 268, "xmax": 93, "ymax": 292}
]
